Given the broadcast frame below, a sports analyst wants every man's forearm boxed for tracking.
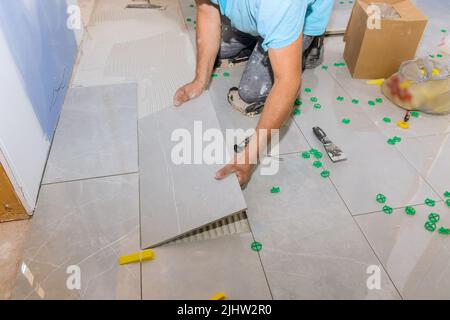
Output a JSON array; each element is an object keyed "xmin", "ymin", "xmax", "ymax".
[{"xmin": 195, "ymin": 1, "xmax": 221, "ymax": 87}]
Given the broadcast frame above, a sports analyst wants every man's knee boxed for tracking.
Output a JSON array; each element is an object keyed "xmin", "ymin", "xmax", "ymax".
[{"xmin": 238, "ymin": 84, "xmax": 266, "ymax": 104}]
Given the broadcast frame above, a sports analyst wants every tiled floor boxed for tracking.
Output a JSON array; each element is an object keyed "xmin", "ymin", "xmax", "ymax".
[{"xmin": 2, "ymin": 0, "xmax": 450, "ymax": 300}]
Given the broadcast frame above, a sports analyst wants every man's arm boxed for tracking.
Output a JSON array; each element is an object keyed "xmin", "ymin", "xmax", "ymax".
[
  {"xmin": 216, "ymin": 35, "xmax": 303, "ymax": 185},
  {"xmin": 173, "ymin": 0, "xmax": 221, "ymax": 106}
]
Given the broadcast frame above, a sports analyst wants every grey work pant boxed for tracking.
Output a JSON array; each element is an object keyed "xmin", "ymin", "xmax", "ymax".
[{"xmin": 218, "ymin": 17, "xmax": 314, "ymax": 104}]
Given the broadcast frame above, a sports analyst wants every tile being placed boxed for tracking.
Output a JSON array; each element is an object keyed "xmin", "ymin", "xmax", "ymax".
[
  {"xmin": 243, "ymin": 154, "xmax": 400, "ymax": 299},
  {"xmin": 294, "ymin": 68, "xmax": 439, "ymax": 215},
  {"xmin": 43, "ymin": 84, "xmax": 138, "ymax": 184},
  {"xmin": 356, "ymin": 202, "xmax": 450, "ymax": 299},
  {"xmin": 13, "ymin": 174, "xmax": 140, "ymax": 300},
  {"xmin": 396, "ymin": 133, "xmax": 450, "ymax": 199},
  {"xmin": 209, "ymin": 63, "xmax": 306, "ymax": 156},
  {"xmin": 139, "ymin": 92, "xmax": 247, "ymax": 248},
  {"xmin": 321, "ymin": 36, "xmax": 450, "ymax": 139},
  {"xmin": 142, "ymin": 233, "xmax": 272, "ymax": 300}
]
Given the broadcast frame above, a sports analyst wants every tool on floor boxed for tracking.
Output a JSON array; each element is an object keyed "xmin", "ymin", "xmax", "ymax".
[
  {"xmin": 397, "ymin": 110, "xmax": 411, "ymax": 129},
  {"xmin": 234, "ymin": 136, "xmax": 251, "ymax": 153},
  {"xmin": 312, "ymin": 127, "xmax": 347, "ymax": 162},
  {"xmin": 118, "ymin": 249, "xmax": 155, "ymax": 265},
  {"xmin": 126, "ymin": 0, "xmax": 163, "ymax": 9},
  {"xmin": 210, "ymin": 292, "xmax": 227, "ymax": 300}
]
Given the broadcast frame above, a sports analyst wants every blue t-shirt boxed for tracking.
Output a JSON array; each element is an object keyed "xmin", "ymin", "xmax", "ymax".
[{"xmin": 210, "ymin": 0, "xmax": 333, "ymax": 51}]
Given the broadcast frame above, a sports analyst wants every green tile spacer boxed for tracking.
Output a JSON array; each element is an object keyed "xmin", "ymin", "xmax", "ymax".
[
  {"xmin": 351, "ymin": 99, "xmax": 359, "ymax": 104},
  {"xmin": 387, "ymin": 138, "xmax": 396, "ymax": 145},
  {"xmin": 392, "ymin": 136, "xmax": 401, "ymax": 143},
  {"xmin": 342, "ymin": 118, "xmax": 350, "ymax": 124},
  {"xmin": 309, "ymin": 148, "xmax": 320, "ymax": 154},
  {"xmin": 336, "ymin": 96, "xmax": 344, "ymax": 101},
  {"xmin": 376, "ymin": 194, "xmax": 387, "ymax": 204},
  {"xmin": 441, "ymin": 29, "xmax": 448, "ymax": 33},
  {"xmin": 304, "ymin": 87, "xmax": 312, "ymax": 93},
  {"xmin": 314, "ymin": 103, "xmax": 322, "ymax": 109},
  {"xmin": 428, "ymin": 213, "xmax": 440, "ymax": 224},
  {"xmin": 250, "ymin": 241, "xmax": 263, "ymax": 252},
  {"xmin": 270, "ymin": 186, "xmax": 280, "ymax": 194},
  {"xmin": 311, "ymin": 150, "xmax": 323, "ymax": 159},
  {"xmin": 383, "ymin": 117, "xmax": 391, "ymax": 123},
  {"xmin": 320, "ymin": 170, "xmax": 330, "ymax": 178},
  {"xmin": 424, "ymin": 198, "xmax": 436, "ymax": 207},
  {"xmin": 368, "ymin": 100, "xmax": 376, "ymax": 106},
  {"xmin": 294, "ymin": 98, "xmax": 302, "ymax": 106},
  {"xmin": 310, "ymin": 96, "xmax": 318, "ymax": 103},
  {"xmin": 313, "ymin": 160, "xmax": 323, "ymax": 168},
  {"xmin": 438, "ymin": 227, "xmax": 450, "ymax": 235},
  {"xmin": 424, "ymin": 221, "xmax": 436, "ymax": 232},
  {"xmin": 321, "ymin": 65, "xmax": 329, "ymax": 70},
  {"xmin": 443, "ymin": 191, "xmax": 450, "ymax": 198},
  {"xmin": 293, "ymin": 108, "xmax": 301, "ymax": 116},
  {"xmin": 376, "ymin": 97, "xmax": 383, "ymax": 103},
  {"xmin": 223, "ymin": 71, "xmax": 230, "ymax": 77},
  {"xmin": 446, "ymin": 199, "xmax": 450, "ymax": 207},
  {"xmin": 429, "ymin": 54, "xmax": 435, "ymax": 58},
  {"xmin": 437, "ymin": 54, "xmax": 443, "ymax": 58},
  {"xmin": 211, "ymin": 73, "xmax": 218, "ymax": 78},
  {"xmin": 186, "ymin": 17, "xmax": 192, "ymax": 22},
  {"xmin": 405, "ymin": 206, "xmax": 416, "ymax": 216},
  {"xmin": 382, "ymin": 205, "xmax": 393, "ymax": 214},
  {"xmin": 301, "ymin": 151, "xmax": 310, "ymax": 159}
]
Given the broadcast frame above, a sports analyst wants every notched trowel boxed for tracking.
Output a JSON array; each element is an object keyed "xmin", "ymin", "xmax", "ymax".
[
  {"xmin": 126, "ymin": 0, "xmax": 164, "ymax": 9},
  {"xmin": 313, "ymin": 126, "xmax": 347, "ymax": 162}
]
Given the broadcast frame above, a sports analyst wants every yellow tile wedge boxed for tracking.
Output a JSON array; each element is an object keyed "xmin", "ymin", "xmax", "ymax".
[
  {"xmin": 119, "ymin": 249, "xmax": 155, "ymax": 265},
  {"xmin": 366, "ymin": 79, "xmax": 385, "ymax": 86},
  {"xmin": 210, "ymin": 292, "xmax": 227, "ymax": 300}
]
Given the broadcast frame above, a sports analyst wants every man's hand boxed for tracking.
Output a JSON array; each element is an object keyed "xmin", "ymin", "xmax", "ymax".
[
  {"xmin": 215, "ymin": 161, "xmax": 253, "ymax": 186},
  {"xmin": 173, "ymin": 80, "xmax": 206, "ymax": 106},
  {"xmin": 174, "ymin": 0, "xmax": 221, "ymax": 107}
]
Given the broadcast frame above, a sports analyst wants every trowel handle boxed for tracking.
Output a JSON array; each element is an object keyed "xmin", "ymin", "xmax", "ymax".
[{"xmin": 313, "ymin": 126, "xmax": 328, "ymax": 143}]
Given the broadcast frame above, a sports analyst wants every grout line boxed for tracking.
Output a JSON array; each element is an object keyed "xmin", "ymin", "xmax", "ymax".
[
  {"xmin": 293, "ymin": 112, "xmax": 404, "ymax": 299},
  {"xmin": 350, "ymin": 200, "xmax": 445, "ymax": 217},
  {"xmin": 245, "ymin": 219, "xmax": 275, "ymax": 300},
  {"xmin": 327, "ymin": 177, "xmax": 404, "ymax": 300},
  {"xmin": 41, "ymin": 171, "xmax": 139, "ymax": 186}
]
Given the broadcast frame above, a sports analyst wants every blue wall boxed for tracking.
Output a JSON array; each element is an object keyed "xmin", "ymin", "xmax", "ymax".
[{"xmin": 0, "ymin": 0, "xmax": 78, "ymax": 140}]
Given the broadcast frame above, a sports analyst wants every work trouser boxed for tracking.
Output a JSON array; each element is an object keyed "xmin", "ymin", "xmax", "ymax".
[{"xmin": 218, "ymin": 17, "xmax": 318, "ymax": 104}]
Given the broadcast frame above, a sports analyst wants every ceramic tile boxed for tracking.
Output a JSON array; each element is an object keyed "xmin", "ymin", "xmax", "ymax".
[
  {"xmin": 0, "ymin": 220, "xmax": 31, "ymax": 300},
  {"xmin": 13, "ymin": 174, "xmax": 140, "ymax": 300},
  {"xmin": 396, "ymin": 133, "xmax": 450, "ymax": 199},
  {"xmin": 327, "ymin": 0, "xmax": 354, "ymax": 34},
  {"xmin": 355, "ymin": 202, "xmax": 450, "ymax": 299},
  {"xmin": 141, "ymin": 233, "xmax": 272, "ymax": 300},
  {"xmin": 294, "ymin": 67, "xmax": 439, "ymax": 215},
  {"xmin": 139, "ymin": 92, "xmax": 247, "ymax": 248},
  {"xmin": 43, "ymin": 84, "xmax": 138, "ymax": 184},
  {"xmin": 243, "ymin": 154, "xmax": 400, "ymax": 299}
]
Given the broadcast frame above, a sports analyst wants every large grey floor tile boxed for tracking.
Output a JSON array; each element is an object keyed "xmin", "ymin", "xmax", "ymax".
[
  {"xmin": 397, "ymin": 133, "xmax": 450, "ymax": 199},
  {"xmin": 243, "ymin": 154, "xmax": 400, "ymax": 299},
  {"xmin": 139, "ymin": 93, "xmax": 246, "ymax": 248},
  {"xmin": 43, "ymin": 84, "xmax": 138, "ymax": 184},
  {"xmin": 13, "ymin": 174, "xmax": 140, "ymax": 300},
  {"xmin": 327, "ymin": 0, "xmax": 353, "ymax": 34},
  {"xmin": 142, "ymin": 233, "xmax": 272, "ymax": 300},
  {"xmin": 356, "ymin": 202, "xmax": 450, "ymax": 299},
  {"xmin": 294, "ymin": 68, "xmax": 439, "ymax": 215}
]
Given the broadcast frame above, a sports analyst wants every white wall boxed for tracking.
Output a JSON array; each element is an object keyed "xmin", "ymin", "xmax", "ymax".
[{"xmin": 0, "ymin": 29, "xmax": 49, "ymax": 213}]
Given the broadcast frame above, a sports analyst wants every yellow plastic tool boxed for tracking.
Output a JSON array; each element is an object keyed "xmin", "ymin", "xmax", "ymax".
[
  {"xmin": 366, "ymin": 79, "xmax": 385, "ymax": 86},
  {"xmin": 210, "ymin": 292, "xmax": 227, "ymax": 300},
  {"xmin": 119, "ymin": 249, "xmax": 155, "ymax": 265},
  {"xmin": 397, "ymin": 121, "xmax": 410, "ymax": 129}
]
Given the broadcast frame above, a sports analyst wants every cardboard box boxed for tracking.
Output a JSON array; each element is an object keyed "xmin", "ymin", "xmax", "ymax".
[{"xmin": 344, "ymin": 0, "xmax": 427, "ymax": 79}]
